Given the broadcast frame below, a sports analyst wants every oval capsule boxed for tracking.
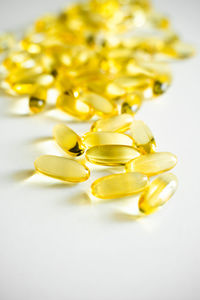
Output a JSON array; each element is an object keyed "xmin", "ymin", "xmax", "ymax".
[
  {"xmin": 34, "ymin": 155, "xmax": 90, "ymax": 182},
  {"xmin": 121, "ymin": 93, "xmax": 142, "ymax": 115},
  {"xmin": 80, "ymin": 92, "xmax": 117, "ymax": 117},
  {"xmin": 126, "ymin": 152, "xmax": 177, "ymax": 176},
  {"xmin": 53, "ymin": 124, "xmax": 84, "ymax": 156},
  {"xmin": 129, "ymin": 120, "xmax": 156, "ymax": 154},
  {"xmin": 91, "ymin": 172, "xmax": 149, "ymax": 199},
  {"xmin": 56, "ymin": 93, "xmax": 94, "ymax": 120},
  {"xmin": 139, "ymin": 173, "xmax": 178, "ymax": 214},
  {"xmin": 91, "ymin": 113, "xmax": 134, "ymax": 133},
  {"xmin": 86, "ymin": 145, "xmax": 140, "ymax": 166},
  {"xmin": 29, "ymin": 87, "xmax": 47, "ymax": 114},
  {"xmin": 82, "ymin": 132, "xmax": 133, "ymax": 148}
]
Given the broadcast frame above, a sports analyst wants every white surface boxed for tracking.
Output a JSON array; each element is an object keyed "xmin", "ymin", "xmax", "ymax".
[{"xmin": 0, "ymin": 1, "xmax": 200, "ymax": 300}]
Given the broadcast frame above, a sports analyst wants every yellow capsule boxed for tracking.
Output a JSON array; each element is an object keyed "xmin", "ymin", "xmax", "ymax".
[
  {"xmin": 82, "ymin": 132, "xmax": 133, "ymax": 148},
  {"xmin": 114, "ymin": 76, "xmax": 151, "ymax": 92},
  {"xmin": 129, "ymin": 120, "xmax": 156, "ymax": 154},
  {"xmin": 29, "ymin": 88, "xmax": 47, "ymax": 113},
  {"xmin": 153, "ymin": 73, "xmax": 171, "ymax": 96},
  {"xmin": 56, "ymin": 93, "xmax": 94, "ymax": 120},
  {"xmin": 126, "ymin": 152, "xmax": 177, "ymax": 176},
  {"xmin": 121, "ymin": 93, "xmax": 142, "ymax": 115},
  {"xmin": 0, "ymin": 32, "xmax": 15, "ymax": 52},
  {"xmin": 91, "ymin": 113, "xmax": 134, "ymax": 133},
  {"xmin": 80, "ymin": 92, "xmax": 117, "ymax": 117},
  {"xmin": 139, "ymin": 173, "xmax": 178, "ymax": 214},
  {"xmin": 91, "ymin": 172, "xmax": 149, "ymax": 199},
  {"xmin": 86, "ymin": 145, "xmax": 140, "ymax": 166},
  {"xmin": 53, "ymin": 124, "xmax": 84, "ymax": 156},
  {"xmin": 12, "ymin": 83, "xmax": 37, "ymax": 95},
  {"xmin": 172, "ymin": 41, "xmax": 195, "ymax": 59},
  {"xmin": 34, "ymin": 155, "xmax": 90, "ymax": 182}
]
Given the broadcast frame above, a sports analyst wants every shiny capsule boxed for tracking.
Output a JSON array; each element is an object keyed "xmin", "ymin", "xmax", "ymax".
[
  {"xmin": 56, "ymin": 93, "xmax": 94, "ymax": 120},
  {"xmin": 29, "ymin": 88, "xmax": 47, "ymax": 113},
  {"xmin": 121, "ymin": 93, "xmax": 142, "ymax": 115},
  {"xmin": 126, "ymin": 152, "xmax": 177, "ymax": 176},
  {"xmin": 34, "ymin": 155, "xmax": 90, "ymax": 182},
  {"xmin": 80, "ymin": 92, "xmax": 117, "ymax": 117},
  {"xmin": 91, "ymin": 113, "xmax": 134, "ymax": 133},
  {"xmin": 82, "ymin": 132, "xmax": 133, "ymax": 148},
  {"xmin": 53, "ymin": 124, "xmax": 84, "ymax": 156},
  {"xmin": 139, "ymin": 173, "xmax": 178, "ymax": 214},
  {"xmin": 86, "ymin": 145, "xmax": 140, "ymax": 166},
  {"xmin": 129, "ymin": 120, "xmax": 156, "ymax": 154},
  {"xmin": 91, "ymin": 172, "xmax": 149, "ymax": 199}
]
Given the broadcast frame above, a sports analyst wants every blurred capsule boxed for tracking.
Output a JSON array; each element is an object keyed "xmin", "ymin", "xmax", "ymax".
[
  {"xmin": 91, "ymin": 113, "xmax": 134, "ymax": 132},
  {"xmin": 121, "ymin": 93, "xmax": 142, "ymax": 115},
  {"xmin": 56, "ymin": 93, "xmax": 94, "ymax": 120},
  {"xmin": 29, "ymin": 87, "xmax": 47, "ymax": 113},
  {"xmin": 80, "ymin": 92, "xmax": 117, "ymax": 117}
]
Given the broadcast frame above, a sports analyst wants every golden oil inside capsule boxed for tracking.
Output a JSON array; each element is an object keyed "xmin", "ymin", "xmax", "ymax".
[
  {"xmin": 129, "ymin": 120, "xmax": 156, "ymax": 154},
  {"xmin": 53, "ymin": 123, "xmax": 84, "ymax": 156},
  {"xmin": 82, "ymin": 132, "xmax": 133, "ymax": 148},
  {"xmin": 91, "ymin": 172, "xmax": 149, "ymax": 199},
  {"xmin": 34, "ymin": 155, "xmax": 90, "ymax": 182},
  {"xmin": 121, "ymin": 93, "xmax": 142, "ymax": 115},
  {"xmin": 80, "ymin": 92, "xmax": 117, "ymax": 117},
  {"xmin": 91, "ymin": 113, "xmax": 134, "ymax": 133},
  {"xmin": 86, "ymin": 145, "xmax": 140, "ymax": 166},
  {"xmin": 139, "ymin": 173, "xmax": 178, "ymax": 214},
  {"xmin": 126, "ymin": 152, "xmax": 177, "ymax": 176},
  {"xmin": 29, "ymin": 88, "xmax": 47, "ymax": 113},
  {"xmin": 56, "ymin": 93, "xmax": 94, "ymax": 120}
]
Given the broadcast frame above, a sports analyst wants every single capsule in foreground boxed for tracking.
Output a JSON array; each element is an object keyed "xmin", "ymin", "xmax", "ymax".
[
  {"xmin": 53, "ymin": 124, "xmax": 84, "ymax": 156},
  {"xmin": 91, "ymin": 172, "xmax": 149, "ymax": 199},
  {"xmin": 56, "ymin": 93, "xmax": 94, "ymax": 120},
  {"xmin": 29, "ymin": 87, "xmax": 47, "ymax": 114},
  {"xmin": 139, "ymin": 173, "xmax": 178, "ymax": 214},
  {"xmin": 129, "ymin": 120, "xmax": 156, "ymax": 154},
  {"xmin": 86, "ymin": 145, "xmax": 140, "ymax": 166},
  {"xmin": 82, "ymin": 131, "xmax": 134, "ymax": 148},
  {"xmin": 91, "ymin": 113, "xmax": 134, "ymax": 133},
  {"xmin": 34, "ymin": 155, "xmax": 90, "ymax": 182},
  {"xmin": 126, "ymin": 152, "xmax": 177, "ymax": 176}
]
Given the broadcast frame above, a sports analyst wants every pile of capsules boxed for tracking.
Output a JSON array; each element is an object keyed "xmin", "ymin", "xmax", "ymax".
[{"xmin": 0, "ymin": 0, "xmax": 194, "ymax": 215}]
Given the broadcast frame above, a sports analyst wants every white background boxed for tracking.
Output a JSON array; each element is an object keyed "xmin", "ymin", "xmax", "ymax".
[{"xmin": 0, "ymin": 0, "xmax": 200, "ymax": 299}]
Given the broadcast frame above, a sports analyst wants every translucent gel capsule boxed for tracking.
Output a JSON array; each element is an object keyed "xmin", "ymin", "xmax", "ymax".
[
  {"xmin": 53, "ymin": 124, "xmax": 84, "ymax": 156},
  {"xmin": 91, "ymin": 114, "xmax": 134, "ymax": 133},
  {"xmin": 86, "ymin": 145, "xmax": 140, "ymax": 166},
  {"xmin": 29, "ymin": 88, "xmax": 47, "ymax": 113},
  {"xmin": 129, "ymin": 120, "xmax": 156, "ymax": 154},
  {"xmin": 139, "ymin": 173, "xmax": 178, "ymax": 214},
  {"xmin": 153, "ymin": 73, "xmax": 171, "ymax": 96},
  {"xmin": 80, "ymin": 92, "xmax": 117, "ymax": 117},
  {"xmin": 91, "ymin": 172, "xmax": 149, "ymax": 199},
  {"xmin": 34, "ymin": 155, "xmax": 90, "ymax": 182},
  {"xmin": 121, "ymin": 93, "xmax": 142, "ymax": 115},
  {"xmin": 82, "ymin": 132, "xmax": 133, "ymax": 148},
  {"xmin": 172, "ymin": 41, "xmax": 195, "ymax": 59},
  {"xmin": 126, "ymin": 152, "xmax": 177, "ymax": 176},
  {"xmin": 56, "ymin": 93, "xmax": 94, "ymax": 120}
]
